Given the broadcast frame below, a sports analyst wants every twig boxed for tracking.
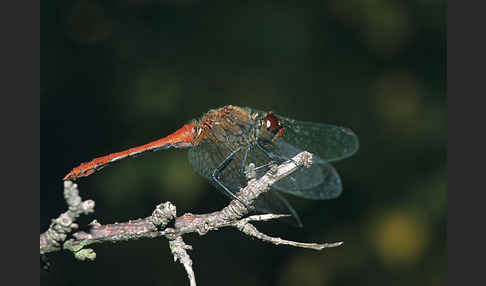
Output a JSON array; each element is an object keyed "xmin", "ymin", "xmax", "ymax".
[
  {"xmin": 235, "ymin": 220, "xmax": 343, "ymax": 250},
  {"xmin": 40, "ymin": 181, "xmax": 95, "ymax": 255},
  {"xmin": 235, "ymin": 214, "xmax": 343, "ymax": 249},
  {"xmin": 40, "ymin": 151, "xmax": 343, "ymax": 285},
  {"xmin": 169, "ymin": 236, "xmax": 196, "ymax": 286}
]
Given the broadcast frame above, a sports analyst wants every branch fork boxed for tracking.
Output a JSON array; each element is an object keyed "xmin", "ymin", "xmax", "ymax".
[{"xmin": 40, "ymin": 151, "xmax": 343, "ymax": 285}]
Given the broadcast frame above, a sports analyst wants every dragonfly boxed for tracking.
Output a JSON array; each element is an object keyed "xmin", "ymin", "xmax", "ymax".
[{"xmin": 64, "ymin": 105, "xmax": 359, "ymax": 226}]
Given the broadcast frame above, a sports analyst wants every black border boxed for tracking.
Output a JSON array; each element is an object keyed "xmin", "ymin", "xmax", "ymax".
[
  {"xmin": 448, "ymin": 1, "xmax": 484, "ymax": 285},
  {"xmin": 3, "ymin": 1, "xmax": 40, "ymax": 286}
]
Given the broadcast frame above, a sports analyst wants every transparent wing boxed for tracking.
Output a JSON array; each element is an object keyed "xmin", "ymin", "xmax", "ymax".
[
  {"xmin": 188, "ymin": 139, "xmax": 248, "ymax": 197},
  {"xmin": 271, "ymin": 141, "xmax": 342, "ymax": 200},
  {"xmin": 188, "ymin": 140, "xmax": 303, "ymax": 225},
  {"xmin": 248, "ymin": 107, "xmax": 360, "ymax": 162}
]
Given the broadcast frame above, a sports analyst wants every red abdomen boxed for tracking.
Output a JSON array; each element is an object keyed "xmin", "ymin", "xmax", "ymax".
[{"xmin": 63, "ymin": 124, "xmax": 196, "ymax": 181}]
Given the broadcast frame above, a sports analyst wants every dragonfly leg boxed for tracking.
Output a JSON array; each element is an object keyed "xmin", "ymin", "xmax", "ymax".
[
  {"xmin": 256, "ymin": 140, "xmax": 302, "ymax": 168},
  {"xmin": 253, "ymin": 162, "xmax": 276, "ymax": 171},
  {"xmin": 255, "ymin": 140, "xmax": 292, "ymax": 164},
  {"xmin": 211, "ymin": 148, "xmax": 249, "ymax": 209},
  {"xmin": 240, "ymin": 146, "xmax": 251, "ymax": 174}
]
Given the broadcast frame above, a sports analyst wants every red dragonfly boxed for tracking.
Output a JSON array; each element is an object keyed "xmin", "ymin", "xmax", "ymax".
[{"xmin": 64, "ymin": 105, "xmax": 359, "ymax": 226}]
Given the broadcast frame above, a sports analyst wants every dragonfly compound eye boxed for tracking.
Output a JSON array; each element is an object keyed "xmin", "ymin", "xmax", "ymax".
[
  {"xmin": 265, "ymin": 119, "xmax": 272, "ymax": 130},
  {"xmin": 263, "ymin": 112, "xmax": 284, "ymax": 135}
]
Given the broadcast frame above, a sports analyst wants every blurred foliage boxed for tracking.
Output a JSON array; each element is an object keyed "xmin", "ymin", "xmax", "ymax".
[{"xmin": 41, "ymin": 0, "xmax": 446, "ymax": 285}]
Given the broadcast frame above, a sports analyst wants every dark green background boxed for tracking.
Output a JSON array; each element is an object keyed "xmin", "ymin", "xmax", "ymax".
[{"xmin": 41, "ymin": 0, "xmax": 446, "ymax": 285}]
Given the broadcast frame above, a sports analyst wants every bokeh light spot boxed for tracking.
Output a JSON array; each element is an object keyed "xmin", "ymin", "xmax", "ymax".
[{"xmin": 370, "ymin": 211, "xmax": 428, "ymax": 267}]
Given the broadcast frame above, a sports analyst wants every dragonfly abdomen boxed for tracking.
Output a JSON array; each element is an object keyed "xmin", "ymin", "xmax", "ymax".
[{"xmin": 63, "ymin": 124, "xmax": 196, "ymax": 181}]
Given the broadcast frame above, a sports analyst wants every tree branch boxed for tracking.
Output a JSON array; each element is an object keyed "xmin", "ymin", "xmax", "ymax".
[{"xmin": 40, "ymin": 151, "xmax": 343, "ymax": 285}]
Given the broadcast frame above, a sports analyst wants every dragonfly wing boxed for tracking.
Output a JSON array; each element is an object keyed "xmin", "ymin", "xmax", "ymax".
[
  {"xmin": 188, "ymin": 140, "xmax": 247, "ymax": 196},
  {"xmin": 271, "ymin": 140, "xmax": 342, "ymax": 200},
  {"xmin": 247, "ymin": 108, "xmax": 359, "ymax": 162},
  {"xmin": 188, "ymin": 139, "xmax": 304, "ymax": 225},
  {"xmin": 279, "ymin": 117, "xmax": 359, "ymax": 162}
]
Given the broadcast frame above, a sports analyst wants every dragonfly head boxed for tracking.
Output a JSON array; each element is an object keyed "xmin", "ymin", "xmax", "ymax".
[{"xmin": 261, "ymin": 112, "xmax": 285, "ymax": 140}]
